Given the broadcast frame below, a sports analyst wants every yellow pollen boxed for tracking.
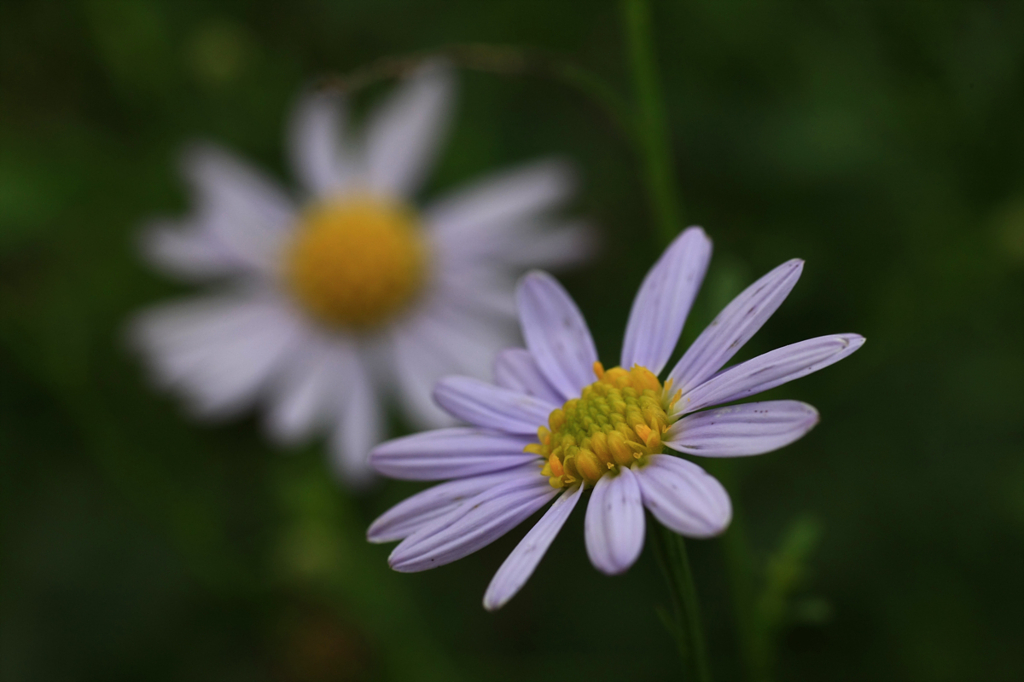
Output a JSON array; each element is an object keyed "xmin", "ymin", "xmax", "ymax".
[
  {"xmin": 531, "ymin": 364, "xmax": 682, "ymax": 489},
  {"xmin": 285, "ymin": 196, "xmax": 428, "ymax": 328}
]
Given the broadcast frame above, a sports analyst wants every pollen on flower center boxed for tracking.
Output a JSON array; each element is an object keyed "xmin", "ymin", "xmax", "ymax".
[
  {"xmin": 530, "ymin": 363, "xmax": 682, "ymax": 489},
  {"xmin": 285, "ymin": 197, "xmax": 428, "ymax": 328}
]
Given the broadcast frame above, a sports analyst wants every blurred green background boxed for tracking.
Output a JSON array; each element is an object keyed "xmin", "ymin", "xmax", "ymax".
[{"xmin": 1, "ymin": 1, "xmax": 1022, "ymax": 681}]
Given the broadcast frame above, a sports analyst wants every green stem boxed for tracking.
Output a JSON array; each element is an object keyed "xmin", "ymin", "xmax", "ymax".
[
  {"xmin": 650, "ymin": 520, "xmax": 713, "ymax": 682},
  {"xmin": 721, "ymin": 500, "xmax": 762, "ymax": 681},
  {"xmin": 621, "ymin": 0, "xmax": 685, "ymax": 245}
]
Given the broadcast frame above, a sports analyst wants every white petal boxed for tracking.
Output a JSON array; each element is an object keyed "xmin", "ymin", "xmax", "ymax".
[
  {"xmin": 131, "ymin": 291, "xmax": 302, "ymax": 417},
  {"xmin": 389, "ymin": 303, "xmax": 517, "ymax": 428},
  {"xmin": 492, "ymin": 348, "xmax": 563, "ymax": 405},
  {"xmin": 474, "ymin": 220, "xmax": 597, "ymax": 270},
  {"xmin": 664, "ymin": 401, "xmax": 819, "ymax": 457},
  {"xmin": 634, "ymin": 455, "xmax": 732, "ymax": 538},
  {"xmin": 676, "ymin": 334, "xmax": 866, "ymax": 414},
  {"xmin": 329, "ymin": 351, "xmax": 382, "ymax": 487},
  {"xmin": 621, "ymin": 226, "xmax": 712, "ymax": 374},
  {"xmin": 180, "ymin": 143, "xmax": 295, "ymax": 272},
  {"xmin": 368, "ymin": 465, "xmax": 538, "ymax": 543},
  {"xmin": 483, "ymin": 484, "xmax": 583, "ymax": 610},
  {"xmin": 287, "ymin": 89, "xmax": 350, "ymax": 196},
  {"xmin": 426, "ymin": 159, "xmax": 575, "ymax": 253},
  {"xmin": 584, "ymin": 467, "xmax": 645, "ymax": 575},
  {"xmin": 433, "ymin": 376, "xmax": 555, "ymax": 434},
  {"xmin": 515, "ymin": 271, "xmax": 598, "ymax": 401},
  {"xmin": 371, "ymin": 427, "xmax": 537, "ymax": 481},
  {"xmin": 430, "ymin": 264, "xmax": 519, "ymax": 320},
  {"xmin": 364, "ymin": 60, "xmax": 454, "ymax": 197},
  {"xmin": 264, "ymin": 336, "xmax": 355, "ymax": 445},
  {"xmin": 668, "ymin": 259, "xmax": 803, "ymax": 395},
  {"xmin": 390, "ymin": 332, "xmax": 458, "ymax": 428},
  {"xmin": 388, "ymin": 470, "xmax": 558, "ymax": 572},
  {"xmin": 138, "ymin": 217, "xmax": 243, "ymax": 281}
]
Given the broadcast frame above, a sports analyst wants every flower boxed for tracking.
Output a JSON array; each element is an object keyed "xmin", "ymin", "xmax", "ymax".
[
  {"xmin": 368, "ymin": 226, "xmax": 864, "ymax": 609},
  {"xmin": 130, "ymin": 62, "xmax": 593, "ymax": 485}
]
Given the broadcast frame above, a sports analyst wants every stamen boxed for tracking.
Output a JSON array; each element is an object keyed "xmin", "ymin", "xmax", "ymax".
[{"xmin": 528, "ymin": 363, "xmax": 678, "ymax": 488}]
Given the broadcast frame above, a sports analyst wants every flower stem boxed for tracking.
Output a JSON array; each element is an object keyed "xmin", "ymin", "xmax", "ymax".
[
  {"xmin": 621, "ymin": 0, "xmax": 685, "ymax": 246},
  {"xmin": 650, "ymin": 520, "xmax": 713, "ymax": 682}
]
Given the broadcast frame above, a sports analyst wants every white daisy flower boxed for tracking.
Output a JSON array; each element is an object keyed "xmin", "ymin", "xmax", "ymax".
[
  {"xmin": 368, "ymin": 225, "xmax": 864, "ymax": 609},
  {"xmin": 131, "ymin": 62, "xmax": 593, "ymax": 485}
]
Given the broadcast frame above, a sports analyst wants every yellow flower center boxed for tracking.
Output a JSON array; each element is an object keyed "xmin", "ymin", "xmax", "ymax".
[
  {"xmin": 285, "ymin": 196, "xmax": 428, "ymax": 329},
  {"xmin": 529, "ymin": 362, "xmax": 682, "ymax": 489}
]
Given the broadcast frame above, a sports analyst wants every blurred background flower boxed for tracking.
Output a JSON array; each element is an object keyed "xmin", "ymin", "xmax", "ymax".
[
  {"xmin": 130, "ymin": 61, "xmax": 591, "ymax": 485},
  {"xmin": 0, "ymin": 2, "xmax": 1021, "ymax": 681}
]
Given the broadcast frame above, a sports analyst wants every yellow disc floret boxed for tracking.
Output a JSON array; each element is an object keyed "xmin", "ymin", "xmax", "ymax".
[
  {"xmin": 285, "ymin": 196, "xmax": 428, "ymax": 328},
  {"xmin": 529, "ymin": 362, "xmax": 683, "ymax": 488}
]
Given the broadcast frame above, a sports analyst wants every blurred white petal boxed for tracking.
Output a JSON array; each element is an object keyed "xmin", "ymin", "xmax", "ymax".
[
  {"xmin": 330, "ymin": 351, "xmax": 381, "ymax": 487},
  {"xmin": 138, "ymin": 217, "xmax": 246, "ymax": 281},
  {"xmin": 264, "ymin": 334, "xmax": 356, "ymax": 445},
  {"xmin": 365, "ymin": 60, "xmax": 454, "ymax": 197},
  {"xmin": 131, "ymin": 290, "xmax": 302, "ymax": 417},
  {"xmin": 181, "ymin": 143, "xmax": 295, "ymax": 272},
  {"xmin": 426, "ymin": 159, "xmax": 575, "ymax": 254},
  {"xmin": 287, "ymin": 89, "xmax": 353, "ymax": 196}
]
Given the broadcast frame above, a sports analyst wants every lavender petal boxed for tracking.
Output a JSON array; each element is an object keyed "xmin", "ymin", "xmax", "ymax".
[
  {"xmin": 665, "ymin": 401, "xmax": 819, "ymax": 457},
  {"xmin": 677, "ymin": 334, "xmax": 865, "ymax": 414},
  {"xmin": 668, "ymin": 259, "xmax": 803, "ymax": 395},
  {"xmin": 516, "ymin": 271, "xmax": 598, "ymax": 401},
  {"xmin": 584, "ymin": 467, "xmax": 645, "ymax": 575},
  {"xmin": 621, "ymin": 226, "xmax": 712, "ymax": 374},
  {"xmin": 634, "ymin": 455, "xmax": 732, "ymax": 538},
  {"xmin": 388, "ymin": 471, "xmax": 558, "ymax": 572},
  {"xmin": 433, "ymin": 376, "xmax": 555, "ymax": 434},
  {"xmin": 483, "ymin": 484, "xmax": 583, "ymax": 610},
  {"xmin": 371, "ymin": 427, "xmax": 538, "ymax": 481}
]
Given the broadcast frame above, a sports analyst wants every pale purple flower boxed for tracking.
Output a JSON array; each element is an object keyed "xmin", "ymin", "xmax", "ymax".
[
  {"xmin": 129, "ymin": 62, "xmax": 593, "ymax": 486},
  {"xmin": 368, "ymin": 226, "xmax": 864, "ymax": 609}
]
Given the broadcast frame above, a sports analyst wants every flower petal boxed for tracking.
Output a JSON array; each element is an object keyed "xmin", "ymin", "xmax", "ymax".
[
  {"xmin": 433, "ymin": 376, "xmax": 555, "ymax": 434},
  {"xmin": 515, "ymin": 271, "xmax": 598, "ymax": 401},
  {"xmin": 138, "ymin": 218, "xmax": 244, "ymax": 282},
  {"xmin": 180, "ymin": 143, "xmax": 294, "ymax": 272},
  {"xmin": 585, "ymin": 467, "xmax": 645, "ymax": 575},
  {"xmin": 389, "ymin": 299, "xmax": 518, "ymax": 428},
  {"xmin": 368, "ymin": 465, "xmax": 538, "ymax": 544},
  {"xmin": 389, "ymin": 330, "xmax": 458, "ymax": 428},
  {"xmin": 664, "ymin": 401, "xmax": 820, "ymax": 457},
  {"xmin": 265, "ymin": 337, "xmax": 355, "ymax": 445},
  {"xmin": 668, "ymin": 259, "xmax": 804, "ymax": 395},
  {"xmin": 388, "ymin": 470, "xmax": 558, "ymax": 572},
  {"xmin": 472, "ymin": 220, "xmax": 598, "ymax": 270},
  {"xmin": 432, "ymin": 266, "xmax": 519, "ymax": 320},
  {"xmin": 130, "ymin": 291, "xmax": 302, "ymax": 417},
  {"xmin": 621, "ymin": 226, "xmax": 712, "ymax": 374},
  {"xmin": 287, "ymin": 89, "xmax": 350, "ymax": 196},
  {"xmin": 634, "ymin": 455, "xmax": 731, "ymax": 538},
  {"xmin": 492, "ymin": 348, "xmax": 564, "ymax": 405},
  {"xmin": 371, "ymin": 427, "xmax": 537, "ymax": 481},
  {"xmin": 364, "ymin": 60, "xmax": 454, "ymax": 197},
  {"xmin": 483, "ymin": 484, "xmax": 583, "ymax": 611},
  {"xmin": 677, "ymin": 334, "xmax": 865, "ymax": 414},
  {"xmin": 426, "ymin": 159, "xmax": 575, "ymax": 254},
  {"xmin": 329, "ymin": 352, "xmax": 382, "ymax": 487}
]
